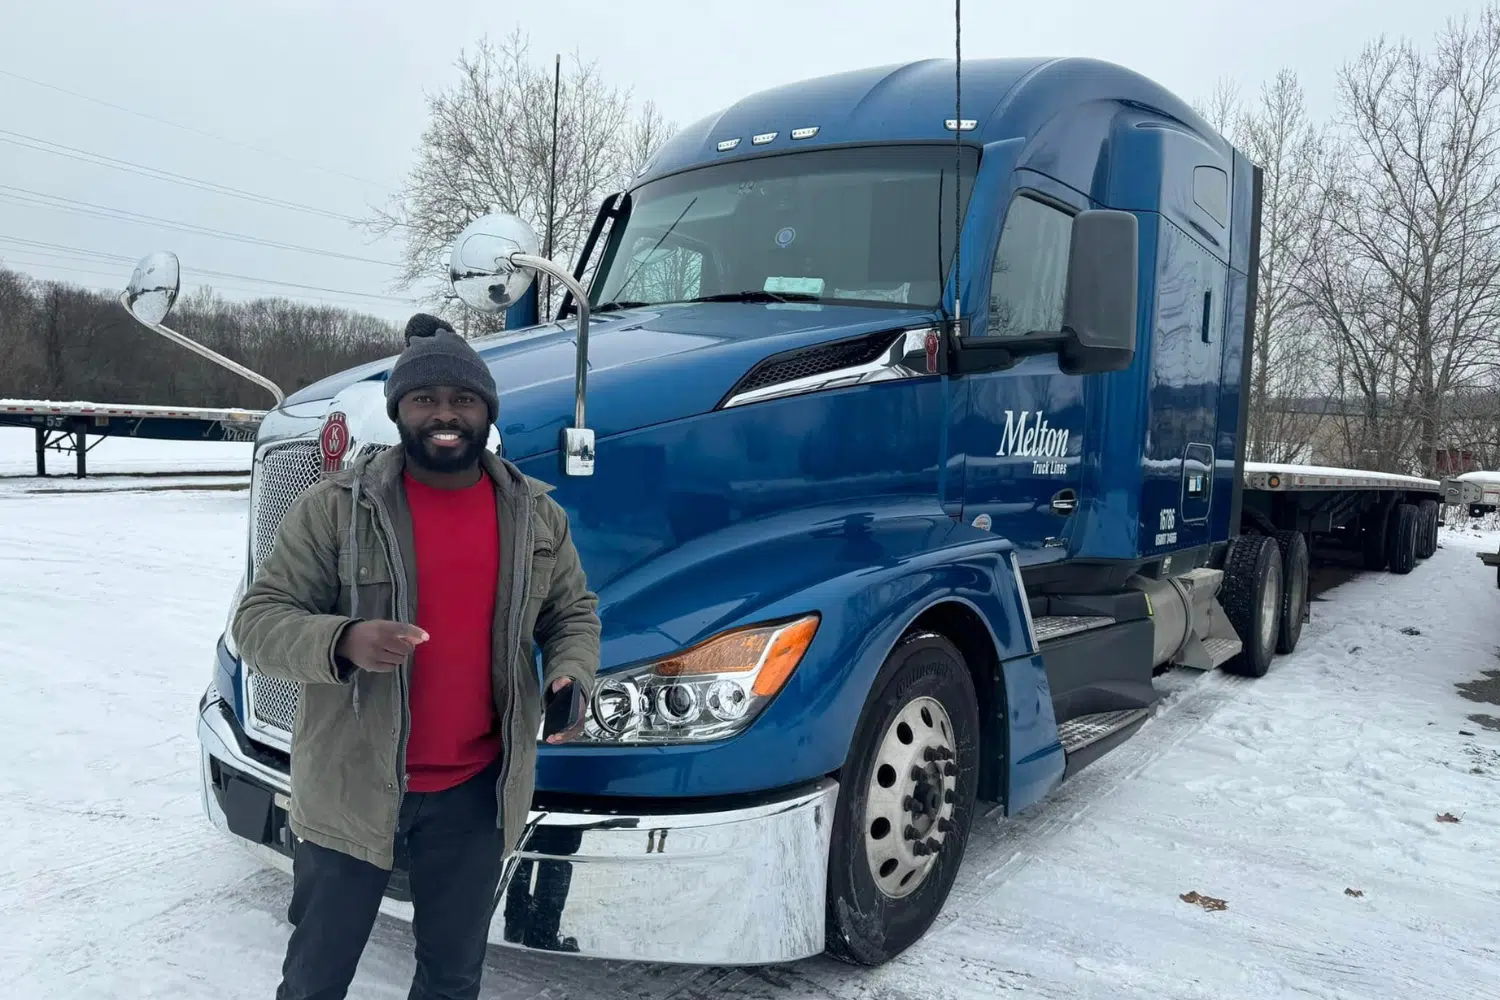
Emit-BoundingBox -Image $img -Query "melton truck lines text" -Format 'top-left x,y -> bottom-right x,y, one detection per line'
998,409 -> 1070,461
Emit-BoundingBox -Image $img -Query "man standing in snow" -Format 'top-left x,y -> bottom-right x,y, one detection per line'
232,313 -> 600,1000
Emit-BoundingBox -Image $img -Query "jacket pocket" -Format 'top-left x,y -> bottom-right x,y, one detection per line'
527,546 -> 556,600
337,543 -> 394,618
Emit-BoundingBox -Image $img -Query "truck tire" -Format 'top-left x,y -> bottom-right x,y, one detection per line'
824,632 -> 979,967
1361,506 -> 1390,571
1416,499 -> 1439,559
1219,534 -> 1283,678
1271,530 -> 1309,655
1386,503 -> 1419,575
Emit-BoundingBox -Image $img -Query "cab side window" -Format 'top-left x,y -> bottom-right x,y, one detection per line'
986,195 -> 1073,339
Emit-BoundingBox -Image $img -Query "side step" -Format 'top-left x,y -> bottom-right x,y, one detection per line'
1059,707 -> 1152,778
1199,636 -> 1242,667
1033,615 -> 1115,643
1058,708 -> 1151,754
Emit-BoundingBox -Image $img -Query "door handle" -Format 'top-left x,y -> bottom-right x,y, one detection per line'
1050,489 -> 1077,516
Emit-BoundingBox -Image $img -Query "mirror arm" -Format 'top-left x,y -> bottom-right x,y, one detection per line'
117,291 -> 287,406
506,253 -> 589,430
503,252 -> 594,476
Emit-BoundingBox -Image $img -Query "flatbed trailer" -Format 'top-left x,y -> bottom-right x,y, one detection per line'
0,398 -> 264,477
1243,461 -> 1444,577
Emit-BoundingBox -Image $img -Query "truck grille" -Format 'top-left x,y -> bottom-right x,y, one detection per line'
245,439 -> 387,742
252,442 -> 324,571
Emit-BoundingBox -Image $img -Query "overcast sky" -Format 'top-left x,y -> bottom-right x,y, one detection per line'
0,0 -> 1481,327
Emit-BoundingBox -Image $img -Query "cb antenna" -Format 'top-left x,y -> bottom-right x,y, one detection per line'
953,0 -> 963,326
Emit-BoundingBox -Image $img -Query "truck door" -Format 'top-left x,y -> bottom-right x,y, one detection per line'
1141,220 -> 1227,553
951,183 -> 1090,567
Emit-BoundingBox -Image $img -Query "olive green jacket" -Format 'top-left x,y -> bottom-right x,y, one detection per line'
231,444 -> 600,869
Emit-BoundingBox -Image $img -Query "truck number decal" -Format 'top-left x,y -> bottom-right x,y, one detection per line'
1155,507 -> 1177,547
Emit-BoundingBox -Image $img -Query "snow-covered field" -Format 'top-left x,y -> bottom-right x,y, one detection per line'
2,434 -> 1498,999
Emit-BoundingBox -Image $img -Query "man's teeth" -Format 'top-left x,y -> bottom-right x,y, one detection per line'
430,432 -> 461,443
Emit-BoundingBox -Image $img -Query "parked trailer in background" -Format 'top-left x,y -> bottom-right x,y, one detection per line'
123,55 -> 1446,969
1442,472 -> 1500,586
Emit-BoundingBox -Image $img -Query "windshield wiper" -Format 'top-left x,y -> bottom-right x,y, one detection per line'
593,300 -> 652,314
681,290 -> 823,305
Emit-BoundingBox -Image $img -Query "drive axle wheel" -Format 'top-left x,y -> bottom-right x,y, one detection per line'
825,633 -> 979,967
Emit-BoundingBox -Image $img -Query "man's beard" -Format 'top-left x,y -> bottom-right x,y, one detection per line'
398,421 -> 487,474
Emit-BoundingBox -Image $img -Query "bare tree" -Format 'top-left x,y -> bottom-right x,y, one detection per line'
1237,70 -> 1329,463
367,29 -> 676,331
1193,76 -> 1243,135
1308,4 -> 1500,474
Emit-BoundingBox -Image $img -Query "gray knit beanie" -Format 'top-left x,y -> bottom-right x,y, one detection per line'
384,313 -> 499,423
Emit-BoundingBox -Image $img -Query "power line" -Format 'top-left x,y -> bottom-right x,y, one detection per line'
0,185 -> 400,267
0,129 -> 363,223
0,236 -> 418,303
0,257 -> 413,314
0,67 -> 388,190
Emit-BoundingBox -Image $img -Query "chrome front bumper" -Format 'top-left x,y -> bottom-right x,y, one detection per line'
197,691 -> 840,966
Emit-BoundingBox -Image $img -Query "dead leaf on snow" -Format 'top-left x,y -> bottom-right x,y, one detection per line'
1437,812 -> 1461,824
1180,890 -> 1227,912
1344,888 -> 1364,898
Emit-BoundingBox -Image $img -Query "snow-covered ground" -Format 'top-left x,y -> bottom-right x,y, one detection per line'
2,440 -> 1498,999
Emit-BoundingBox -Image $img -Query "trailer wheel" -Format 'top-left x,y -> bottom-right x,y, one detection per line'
1416,500 -> 1440,559
1271,530 -> 1309,655
1361,506 -> 1390,571
825,632 -> 979,967
1386,503 -> 1419,575
1220,534 -> 1283,678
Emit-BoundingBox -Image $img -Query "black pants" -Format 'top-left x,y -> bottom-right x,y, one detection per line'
275,758 -> 505,1000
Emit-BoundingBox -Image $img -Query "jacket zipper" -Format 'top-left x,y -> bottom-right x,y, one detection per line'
364,488 -> 414,796
499,491 -> 532,817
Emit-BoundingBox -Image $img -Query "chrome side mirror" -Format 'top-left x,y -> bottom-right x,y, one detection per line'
448,214 -> 542,313
447,212 -> 596,477
125,251 -> 181,327
118,251 -> 286,406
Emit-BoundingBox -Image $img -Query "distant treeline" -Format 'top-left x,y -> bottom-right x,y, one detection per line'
0,266 -> 404,410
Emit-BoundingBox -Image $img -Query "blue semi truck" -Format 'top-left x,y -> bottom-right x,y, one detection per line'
122,55 -> 1447,968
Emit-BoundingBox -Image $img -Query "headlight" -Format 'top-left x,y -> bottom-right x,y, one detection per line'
571,614 -> 820,745
222,572 -> 246,658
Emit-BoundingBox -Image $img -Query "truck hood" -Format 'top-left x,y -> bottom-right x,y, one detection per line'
283,302 -> 937,458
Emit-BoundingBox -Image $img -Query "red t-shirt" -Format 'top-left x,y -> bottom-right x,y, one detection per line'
401,471 -> 502,792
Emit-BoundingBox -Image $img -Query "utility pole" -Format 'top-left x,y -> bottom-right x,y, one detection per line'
546,52 -> 561,318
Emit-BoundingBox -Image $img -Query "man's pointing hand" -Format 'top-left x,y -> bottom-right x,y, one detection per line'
337,620 -> 429,673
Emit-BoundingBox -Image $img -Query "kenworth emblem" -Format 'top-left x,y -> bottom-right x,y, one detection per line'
320,411 -> 350,475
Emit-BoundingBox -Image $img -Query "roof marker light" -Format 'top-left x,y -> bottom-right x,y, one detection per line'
790,126 -> 820,140
944,118 -> 978,131
752,131 -> 777,145
717,137 -> 741,151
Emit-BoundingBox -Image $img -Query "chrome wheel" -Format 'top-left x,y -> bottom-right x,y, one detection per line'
862,694 -> 958,899
1258,556 -> 1282,653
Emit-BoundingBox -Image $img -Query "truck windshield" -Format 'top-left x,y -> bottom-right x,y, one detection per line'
590,144 -> 978,311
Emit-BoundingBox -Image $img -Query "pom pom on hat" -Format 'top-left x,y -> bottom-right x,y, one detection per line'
403,312 -> 456,345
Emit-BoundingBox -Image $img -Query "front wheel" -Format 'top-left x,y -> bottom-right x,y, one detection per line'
825,632 -> 980,967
